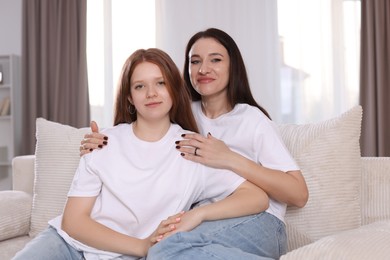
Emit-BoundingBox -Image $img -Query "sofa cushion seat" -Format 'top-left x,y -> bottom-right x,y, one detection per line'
281,221 -> 390,259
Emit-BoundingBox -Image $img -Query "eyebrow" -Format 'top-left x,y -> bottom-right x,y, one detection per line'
190,53 -> 224,58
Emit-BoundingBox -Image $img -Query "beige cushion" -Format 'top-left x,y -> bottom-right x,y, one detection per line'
29,118 -> 89,237
279,106 -> 362,251
361,157 -> 390,225
0,191 -> 32,241
281,221 -> 390,260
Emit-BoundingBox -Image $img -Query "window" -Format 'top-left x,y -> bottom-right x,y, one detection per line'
87,0 -> 361,126
277,0 -> 361,123
87,0 -> 155,128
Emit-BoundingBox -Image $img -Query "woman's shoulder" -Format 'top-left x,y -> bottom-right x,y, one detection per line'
234,103 -> 269,121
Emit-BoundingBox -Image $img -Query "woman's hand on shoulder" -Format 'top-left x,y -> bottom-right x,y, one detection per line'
175,132 -> 237,170
79,121 -> 108,157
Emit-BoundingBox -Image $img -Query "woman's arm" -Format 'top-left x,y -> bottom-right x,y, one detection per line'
195,180 -> 269,221
62,197 -> 151,257
150,180 -> 268,241
176,133 -> 308,208
79,121 -> 107,156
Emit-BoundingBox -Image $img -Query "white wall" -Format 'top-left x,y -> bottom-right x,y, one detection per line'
0,0 -> 22,56
0,0 -> 22,190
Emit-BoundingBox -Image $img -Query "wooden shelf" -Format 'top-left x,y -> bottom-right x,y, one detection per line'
0,54 -> 21,188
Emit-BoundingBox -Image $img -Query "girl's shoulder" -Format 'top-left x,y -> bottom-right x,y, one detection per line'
170,123 -> 196,136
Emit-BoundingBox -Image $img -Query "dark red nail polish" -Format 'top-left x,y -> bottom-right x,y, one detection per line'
181,153 -> 185,156
103,141 -> 108,145
98,145 -> 103,148
176,146 -> 180,149
175,141 -> 179,144
89,148 -> 93,152
104,136 -> 108,140
181,134 -> 186,137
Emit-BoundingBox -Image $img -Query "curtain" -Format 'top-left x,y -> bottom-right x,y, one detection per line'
360,0 -> 390,156
21,0 -> 90,155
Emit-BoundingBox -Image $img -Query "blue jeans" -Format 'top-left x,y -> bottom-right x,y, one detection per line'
146,212 -> 286,260
12,226 -> 84,260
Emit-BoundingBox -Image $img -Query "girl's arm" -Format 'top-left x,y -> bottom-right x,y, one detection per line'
177,133 -> 308,208
62,197 -> 151,257
150,180 -> 268,242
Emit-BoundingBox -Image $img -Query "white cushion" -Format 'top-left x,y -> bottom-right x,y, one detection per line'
29,118 -> 89,237
279,106 -> 362,250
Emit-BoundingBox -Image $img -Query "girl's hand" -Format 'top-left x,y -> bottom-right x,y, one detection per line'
175,133 -> 236,170
79,121 -> 108,156
149,212 -> 184,243
153,210 -> 204,242
169,209 -> 203,233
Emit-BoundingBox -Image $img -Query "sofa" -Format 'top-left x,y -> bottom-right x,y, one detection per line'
1,105 -> 390,259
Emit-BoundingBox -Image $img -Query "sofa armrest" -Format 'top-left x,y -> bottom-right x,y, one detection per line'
0,190 -> 32,241
361,157 -> 390,225
12,155 -> 35,194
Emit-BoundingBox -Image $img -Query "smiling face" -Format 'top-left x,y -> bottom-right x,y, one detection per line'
129,61 -> 173,122
188,38 -> 230,100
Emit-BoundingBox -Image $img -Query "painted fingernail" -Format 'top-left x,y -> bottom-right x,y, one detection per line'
104,136 -> 108,140
89,149 -> 93,152
181,153 -> 185,156
175,141 -> 179,144
103,141 -> 108,145
176,146 -> 180,149
181,134 -> 186,137
98,145 -> 103,148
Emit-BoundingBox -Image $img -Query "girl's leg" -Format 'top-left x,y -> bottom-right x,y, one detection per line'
147,212 -> 286,260
12,226 -> 84,260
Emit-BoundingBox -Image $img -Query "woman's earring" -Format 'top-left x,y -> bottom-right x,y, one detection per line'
128,104 -> 136,114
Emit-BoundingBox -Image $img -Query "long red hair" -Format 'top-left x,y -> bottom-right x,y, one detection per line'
113,48 -> 198,133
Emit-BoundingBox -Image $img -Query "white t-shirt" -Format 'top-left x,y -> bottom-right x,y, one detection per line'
49,123 -> 244,260
191,101 -> 299,222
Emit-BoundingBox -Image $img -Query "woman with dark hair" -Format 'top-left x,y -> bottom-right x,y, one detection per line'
13,48 -> 267,260
183,28 -> 271,119
81,28 -> 308,259
146,28 -> 308,259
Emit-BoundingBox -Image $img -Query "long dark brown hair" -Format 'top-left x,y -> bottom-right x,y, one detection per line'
114,48 -> 199,132
183,28 -> 271,119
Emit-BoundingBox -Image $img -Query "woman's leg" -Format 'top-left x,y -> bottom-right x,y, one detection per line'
12,226 -> 84,260
147,212 -> 286,260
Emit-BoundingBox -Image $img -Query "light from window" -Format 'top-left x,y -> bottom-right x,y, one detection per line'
87,0 -> 155,128
277,0 -> 361,123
